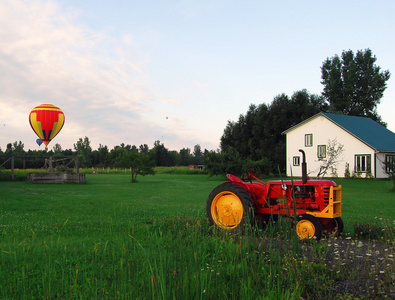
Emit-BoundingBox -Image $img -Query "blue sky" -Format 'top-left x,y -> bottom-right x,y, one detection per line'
1,0 -> 394,152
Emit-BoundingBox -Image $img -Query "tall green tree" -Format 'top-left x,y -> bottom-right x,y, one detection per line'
179,148 -> 191,166
191,144 -> 203,165
92,144 -> 109,167
219,90 -> 326,174
139,144 -> 150,154
53,143 -> 62,153
151,140 -> 170,166
220,104 -> 258,161
73,137 -> 93,168
321,48 -> 390,124
4,141 -> 25,168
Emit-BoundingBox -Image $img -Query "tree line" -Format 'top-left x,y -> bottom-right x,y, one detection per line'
0,139 -> 209,182
1,49 -> 391,179
0,139 -> 206,169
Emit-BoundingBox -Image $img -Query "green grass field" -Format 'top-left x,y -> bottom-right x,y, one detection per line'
1,174 -> 394,299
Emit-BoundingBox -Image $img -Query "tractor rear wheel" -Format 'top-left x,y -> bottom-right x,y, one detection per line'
321,217 -> 344,237
335,217 -> 344,234
296,214 -> 323,240
206,183 -> 254,232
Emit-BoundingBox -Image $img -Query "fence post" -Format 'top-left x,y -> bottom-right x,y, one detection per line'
76,156 -> 79,173
11,156 -> 14,181
49,156 -> 53,173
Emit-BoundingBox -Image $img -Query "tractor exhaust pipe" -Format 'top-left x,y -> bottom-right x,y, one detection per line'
299,149 -> 308,184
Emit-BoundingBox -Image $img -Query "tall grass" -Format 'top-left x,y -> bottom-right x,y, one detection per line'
0,174 -> 394,299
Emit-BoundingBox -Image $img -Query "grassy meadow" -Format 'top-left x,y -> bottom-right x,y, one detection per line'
0,172 -> 394,299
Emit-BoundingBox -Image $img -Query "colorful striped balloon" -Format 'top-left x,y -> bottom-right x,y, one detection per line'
29,104 -> 65,150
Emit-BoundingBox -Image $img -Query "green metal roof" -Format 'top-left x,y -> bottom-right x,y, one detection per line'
322,112 -> 395,152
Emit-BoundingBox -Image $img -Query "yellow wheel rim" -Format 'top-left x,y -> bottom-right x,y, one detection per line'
211,191 -> 244,230
296,220 -> 316,239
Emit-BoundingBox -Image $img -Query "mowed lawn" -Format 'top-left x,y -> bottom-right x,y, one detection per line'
0,174 -> 220,245
2,174 -> 393,238
0,174 -> 394,299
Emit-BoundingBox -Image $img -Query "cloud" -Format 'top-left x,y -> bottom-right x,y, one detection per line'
0,0 -> 210,152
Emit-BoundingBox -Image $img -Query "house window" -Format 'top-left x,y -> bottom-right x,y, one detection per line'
355,154 -> 371,173
317,145 -> 326,159
305,134 -> 313,147
293,156 -> 300,166
385,155 -> 395,173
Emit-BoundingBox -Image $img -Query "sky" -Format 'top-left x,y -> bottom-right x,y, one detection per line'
1,0 -> 394,153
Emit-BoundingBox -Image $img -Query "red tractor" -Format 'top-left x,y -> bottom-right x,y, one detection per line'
206,150 -> 343,240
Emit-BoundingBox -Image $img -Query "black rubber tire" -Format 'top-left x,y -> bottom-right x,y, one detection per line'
335,217 -> 344,235
296,214 -> 323,240
321,217 -> 344,238
206,183 -> 254,232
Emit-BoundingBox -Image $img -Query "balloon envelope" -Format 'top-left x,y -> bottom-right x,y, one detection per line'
36,138 -> 43,146
29,104 -> 65,147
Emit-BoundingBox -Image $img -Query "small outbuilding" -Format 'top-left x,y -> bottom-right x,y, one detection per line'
283,112 -> 395,179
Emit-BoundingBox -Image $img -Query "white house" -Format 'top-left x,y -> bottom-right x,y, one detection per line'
283,112 -> 395,179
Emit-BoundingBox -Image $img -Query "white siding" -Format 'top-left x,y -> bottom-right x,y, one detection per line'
286,115 -> 376,178
376,152 -> 394,179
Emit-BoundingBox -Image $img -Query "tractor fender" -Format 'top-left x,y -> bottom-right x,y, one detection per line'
226,174 -> 244,183
225,174 -> 258,201
223,174 -> 268,208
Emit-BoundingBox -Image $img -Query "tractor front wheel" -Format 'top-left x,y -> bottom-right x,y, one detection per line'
206,183 -> 254,232
296,214 -> 323,240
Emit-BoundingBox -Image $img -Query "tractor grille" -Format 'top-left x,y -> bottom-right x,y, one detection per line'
322,187 -> 330,206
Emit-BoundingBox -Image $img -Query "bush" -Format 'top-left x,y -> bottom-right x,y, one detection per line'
354,218 -> 394,241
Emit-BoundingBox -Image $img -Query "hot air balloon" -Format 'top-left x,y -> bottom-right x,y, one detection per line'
29,104 -> 65,151
36,138 -> 43,146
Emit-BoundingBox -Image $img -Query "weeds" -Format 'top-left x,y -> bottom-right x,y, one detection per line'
1,214 -> 394,299
354,217 -> 395,243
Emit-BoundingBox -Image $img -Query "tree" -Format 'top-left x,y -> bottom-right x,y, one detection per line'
259,91 -> 327,172
5,141 -> 24,154
179,148 -> 191,166
53,143 -> 62,153
204,147 -> 270,177
114,149 -> 154,182
5,141 -> 25,168
220,90 -> 326,174
205,147 -> 243,177
316,139 -> 344,178
73,137 -> 93,167
321,49 -> 391,124
192,144 -> 203,165
151,140 -> 170,166
139,144 -> 150,154
105,146 -> 125,166
92,144 -> 109,167
221,104 -> 257,159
